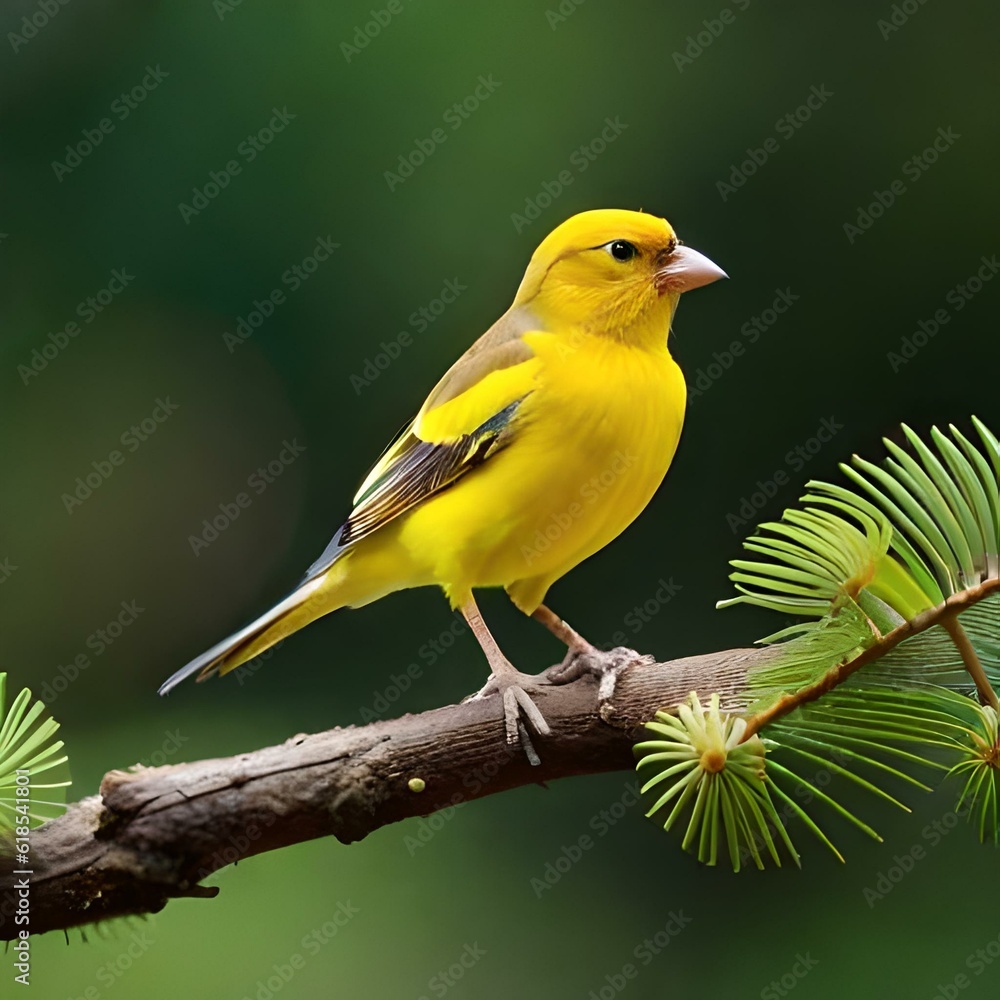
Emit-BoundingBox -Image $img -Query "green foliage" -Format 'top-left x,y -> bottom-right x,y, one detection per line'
0,674 -> 72,832
843,419 -> 999,599
635,694 -> 795,870
636,419 -> 999,868
949,702 -> 999,845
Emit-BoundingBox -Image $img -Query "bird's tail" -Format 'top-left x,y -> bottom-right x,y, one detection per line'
157,558 -> 352,696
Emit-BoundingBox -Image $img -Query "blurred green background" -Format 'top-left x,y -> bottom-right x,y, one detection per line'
2,0 -> 999,997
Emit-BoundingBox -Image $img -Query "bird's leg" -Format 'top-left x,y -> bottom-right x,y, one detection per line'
529,603 -> 605,684
529,604 -> 639,699
461,597 -> 551,752
530,604 -> 597,657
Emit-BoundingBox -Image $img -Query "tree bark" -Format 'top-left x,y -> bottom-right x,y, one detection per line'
0,644 -> 775,940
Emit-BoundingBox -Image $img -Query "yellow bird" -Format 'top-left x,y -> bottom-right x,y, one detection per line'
159,209 -> 725,752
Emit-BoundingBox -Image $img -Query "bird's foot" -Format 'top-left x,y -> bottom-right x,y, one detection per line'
544,645 -> 642,702
466,669 -> 551,764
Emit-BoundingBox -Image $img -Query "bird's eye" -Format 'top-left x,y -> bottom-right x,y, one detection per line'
605,240 -> 638,262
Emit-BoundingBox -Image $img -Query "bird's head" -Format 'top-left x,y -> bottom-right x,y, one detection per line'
514,209 -> 726,342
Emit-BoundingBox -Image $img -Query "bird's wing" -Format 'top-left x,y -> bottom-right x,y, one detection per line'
302,305 -> 542,581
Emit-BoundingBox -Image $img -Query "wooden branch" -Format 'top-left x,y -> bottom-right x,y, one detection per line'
0,644 -> 776,940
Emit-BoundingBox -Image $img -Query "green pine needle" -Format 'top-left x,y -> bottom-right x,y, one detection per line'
636,693 -> 789,871
948,703 -> 999,845
0,674 -> 72,832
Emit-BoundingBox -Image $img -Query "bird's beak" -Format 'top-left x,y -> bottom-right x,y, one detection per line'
655,246 -> 728,295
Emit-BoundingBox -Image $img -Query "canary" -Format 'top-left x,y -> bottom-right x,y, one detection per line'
159,209 -> 725,754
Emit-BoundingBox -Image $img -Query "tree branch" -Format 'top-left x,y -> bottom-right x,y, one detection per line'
742,579 -> 1000,736
0,644 -> 776,940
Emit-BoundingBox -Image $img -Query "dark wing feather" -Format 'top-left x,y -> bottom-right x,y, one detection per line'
302,397 -> 524,581
302,302 -> 541,583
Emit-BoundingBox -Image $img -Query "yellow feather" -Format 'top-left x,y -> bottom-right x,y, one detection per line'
416,356 -> 540,442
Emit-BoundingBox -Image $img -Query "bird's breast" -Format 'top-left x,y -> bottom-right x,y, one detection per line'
398,331 -> 687,589
524,330 -> 685,459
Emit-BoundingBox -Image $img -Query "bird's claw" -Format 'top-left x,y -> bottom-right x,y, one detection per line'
544,645 -> 599,685
502,683 -> 550,742
544,645 -> 641,702
466,669 -> 551,762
